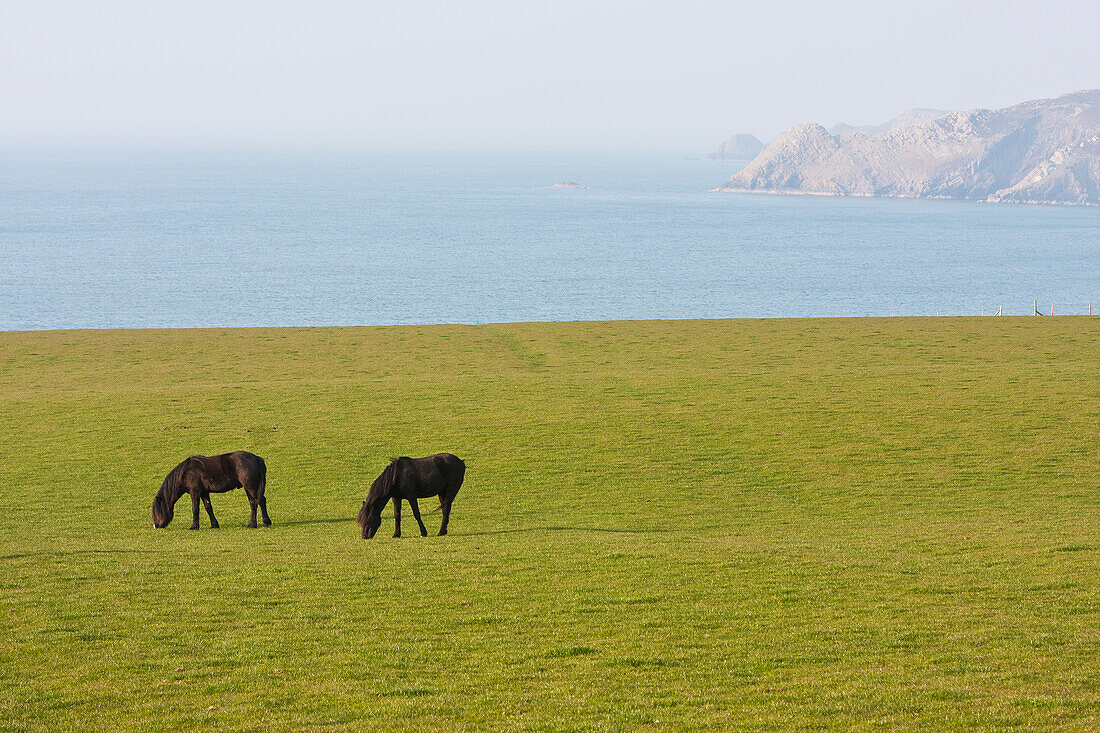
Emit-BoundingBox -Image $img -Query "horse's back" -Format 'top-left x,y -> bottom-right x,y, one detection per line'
227,451 -> 265,482
428,453 -> 464,488
402,453 -> 464,496
199,451 -> 265,490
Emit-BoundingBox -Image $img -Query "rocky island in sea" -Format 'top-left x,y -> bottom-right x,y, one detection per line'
715,89 -> 1100,206
707,133 -> 764,161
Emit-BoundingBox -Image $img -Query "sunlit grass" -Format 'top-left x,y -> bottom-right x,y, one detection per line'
1,318 -> 1098,730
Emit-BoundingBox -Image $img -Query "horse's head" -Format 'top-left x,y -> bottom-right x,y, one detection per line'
358,459 -> 400,539
153,459 -> 189,529
152,490 -> 173,528
357,499 -> 382,539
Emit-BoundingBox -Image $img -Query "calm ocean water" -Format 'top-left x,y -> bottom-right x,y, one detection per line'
1,148 -> 1097,330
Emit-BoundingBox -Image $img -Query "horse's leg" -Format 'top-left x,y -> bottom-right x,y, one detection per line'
243,487 -> 258,528
258,495 -> 271,527
392,496 -> 402,538
189,491 -> 201,530
251,471 -> 271,527
408,498 -> 428,537
439,461 -> 463,537
201,494 -> 220,529
438,495 -> 453,536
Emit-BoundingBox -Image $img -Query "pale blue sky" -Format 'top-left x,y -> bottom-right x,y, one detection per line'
2,0 -> 1097,152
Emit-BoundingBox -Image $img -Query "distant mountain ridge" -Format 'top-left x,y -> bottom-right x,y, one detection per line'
828,108 -> 948,137
716,90 -> 1100,206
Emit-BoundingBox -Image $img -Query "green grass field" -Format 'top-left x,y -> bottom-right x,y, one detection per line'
1,318 -> 1098,731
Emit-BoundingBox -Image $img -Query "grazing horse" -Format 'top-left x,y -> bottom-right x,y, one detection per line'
357,453 -> 465,539
151,451 -> 270,529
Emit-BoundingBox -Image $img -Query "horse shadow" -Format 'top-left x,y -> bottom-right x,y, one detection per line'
278,517 -> 356,527
1,549 -> 158,560
459,526 -> 676,537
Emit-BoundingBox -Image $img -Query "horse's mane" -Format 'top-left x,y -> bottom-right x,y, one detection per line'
365,458 -> 403,506
157,456 -> 199,503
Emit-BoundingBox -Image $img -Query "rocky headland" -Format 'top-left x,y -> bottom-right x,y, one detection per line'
715,90 -> 1100,206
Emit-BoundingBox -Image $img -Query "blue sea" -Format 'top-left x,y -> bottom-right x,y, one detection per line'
1,147 -> 1097,330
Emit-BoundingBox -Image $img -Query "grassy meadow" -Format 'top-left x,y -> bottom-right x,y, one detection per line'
1,318 -> 1098,731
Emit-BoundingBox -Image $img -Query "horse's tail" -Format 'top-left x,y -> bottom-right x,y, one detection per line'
432,455 -> 465,512
256,455 -> 267,497
451,456 -> 466,495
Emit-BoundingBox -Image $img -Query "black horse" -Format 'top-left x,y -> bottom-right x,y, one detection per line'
357,453 -> 465,539
152,451 -> 270,529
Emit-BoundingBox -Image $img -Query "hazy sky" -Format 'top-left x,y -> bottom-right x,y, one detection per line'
2,0 -> 1098,153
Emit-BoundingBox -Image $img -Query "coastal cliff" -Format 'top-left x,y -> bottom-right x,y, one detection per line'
716,90 -> 1100,206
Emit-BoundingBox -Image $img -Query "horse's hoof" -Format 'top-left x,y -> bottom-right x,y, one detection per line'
263,520 -> 272,527
189,525 -> 199,530
211,524 -> 220,529
248,523 -> 257,528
